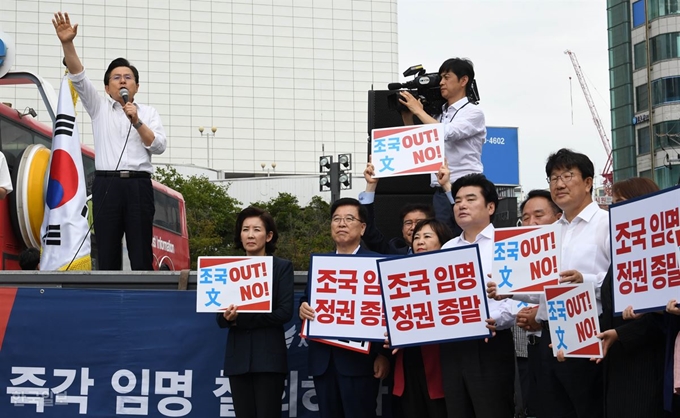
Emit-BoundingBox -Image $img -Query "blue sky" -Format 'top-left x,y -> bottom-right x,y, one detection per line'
398,0 -> 612,193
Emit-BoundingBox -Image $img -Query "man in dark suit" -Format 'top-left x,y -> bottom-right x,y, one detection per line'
359,161 -> 457,255
300,197 -> 390,418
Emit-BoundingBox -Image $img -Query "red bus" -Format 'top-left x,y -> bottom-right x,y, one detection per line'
0,72 -> 190,270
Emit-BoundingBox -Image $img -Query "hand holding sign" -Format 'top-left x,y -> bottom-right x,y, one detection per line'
364,157 -> 378,186
559,270 -> 583,284
299,301 -> 315,321
223,304 -> 238,322
667,299 -> 680,316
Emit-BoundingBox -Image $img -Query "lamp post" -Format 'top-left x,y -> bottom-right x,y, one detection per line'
260,162 -> 276,177
198,126 -> 217,168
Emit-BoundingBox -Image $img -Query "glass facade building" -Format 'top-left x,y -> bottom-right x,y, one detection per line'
613,0 -> 680,188
0,0 -> 399,178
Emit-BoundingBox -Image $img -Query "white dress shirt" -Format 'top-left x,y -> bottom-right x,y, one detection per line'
68,69 -> 167,173
442,223 -> 514,330
430,96 -> 485,186
535,201 -> 611,322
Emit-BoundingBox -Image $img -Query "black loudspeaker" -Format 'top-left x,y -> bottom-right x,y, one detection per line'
367,90 -> 404,135
493,197 -> 519,228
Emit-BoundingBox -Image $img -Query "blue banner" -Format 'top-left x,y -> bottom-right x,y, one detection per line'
482,127 -> 520,186
0,288 -> 392,417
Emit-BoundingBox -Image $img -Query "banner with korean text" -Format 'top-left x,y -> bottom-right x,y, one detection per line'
306,254 -> 385,342
674,227 -> 680,263
0,288 -> 395,418
377,245 -> 491,348
609,186 -> 680,314
197,256 -> 273,313
544,283 -> 602,358
371,124 -> 445,178
493,225 -> 562,294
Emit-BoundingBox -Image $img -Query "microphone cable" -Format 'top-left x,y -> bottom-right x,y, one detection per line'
64,92 -> 134,270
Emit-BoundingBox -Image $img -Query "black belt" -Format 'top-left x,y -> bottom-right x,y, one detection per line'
527,334 -> 541,346
95,170 -> 150,179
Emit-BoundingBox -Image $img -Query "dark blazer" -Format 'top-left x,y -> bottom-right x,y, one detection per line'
361,201 -> 410,255
300,246 -> 384,376
600,265 -> 666,417
217,256 -> 294,376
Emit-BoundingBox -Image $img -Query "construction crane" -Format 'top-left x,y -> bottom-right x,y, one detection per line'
564,49 -> 613,196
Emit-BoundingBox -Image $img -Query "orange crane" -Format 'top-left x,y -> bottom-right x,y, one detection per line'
564,49 -> 613,196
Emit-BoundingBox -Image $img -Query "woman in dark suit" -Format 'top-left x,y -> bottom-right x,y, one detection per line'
598,178 -> 666,418
386,218 -> 453,418
217,206 -> 294,418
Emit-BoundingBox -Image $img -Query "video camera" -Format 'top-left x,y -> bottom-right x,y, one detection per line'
387,65 -> 446,116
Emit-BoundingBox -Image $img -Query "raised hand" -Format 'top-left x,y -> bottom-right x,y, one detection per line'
52,12 -> 78,43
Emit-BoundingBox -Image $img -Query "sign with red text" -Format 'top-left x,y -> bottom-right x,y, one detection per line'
493,225 -> 562,294
544,283 -> 603,358
306,254 -> 386,342
674,227 -> 680,264
609,186 -> 680,314
371,124 -> 445,178
300,319 -> 371,354
196,256 -> 273,313
377,245 -> 491,348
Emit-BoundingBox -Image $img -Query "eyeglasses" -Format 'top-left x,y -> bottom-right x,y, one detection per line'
547,171 -> 575,185
332,215 -> 361,225
403,219 -> 426,228
110,74 -> 134,82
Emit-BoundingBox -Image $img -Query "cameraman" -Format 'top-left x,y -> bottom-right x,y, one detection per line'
399,58 -> 485,235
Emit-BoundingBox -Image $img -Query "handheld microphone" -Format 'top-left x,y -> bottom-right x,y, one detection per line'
120,88 -> 129,104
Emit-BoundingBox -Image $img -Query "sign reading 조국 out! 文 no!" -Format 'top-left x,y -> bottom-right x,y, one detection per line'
197,256 -> 273,313
493,224 -> 562,294
609,186 -> 680,314
545,282 -> 603,359
371,124 -> 445,178
377,245 -> 491,348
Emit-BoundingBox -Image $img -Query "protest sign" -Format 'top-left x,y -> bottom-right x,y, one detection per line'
609,186 -> 680,314
377,245 -> 491,348
196,256 -> 273,313
544,282 -> 603,358
493,225 -> 562,294
300,319 -> 371,355
371,124 -> 445,178
306,254 -> 385,342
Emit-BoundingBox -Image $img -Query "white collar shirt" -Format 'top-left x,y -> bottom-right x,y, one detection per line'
442,223 -> 514,330
535,201 -> 611,321
336,245 -> 361,255
68,69 -> 167,173
433,96 -> 486,184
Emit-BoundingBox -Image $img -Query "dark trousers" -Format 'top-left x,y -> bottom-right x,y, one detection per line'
401,361 -> 446,418
229,372 -> 285,418
433,189 -> 462,237
313,358 -> 380,418
535,330 -> 602,418
440,329 -> 515,418
526,338 -> 541,416
92,176 -> 154,270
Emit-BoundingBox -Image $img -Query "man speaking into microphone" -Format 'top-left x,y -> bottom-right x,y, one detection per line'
53,12 -> 167,271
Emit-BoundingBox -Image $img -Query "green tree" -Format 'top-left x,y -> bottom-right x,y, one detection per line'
251,193 -> 333,270
154,167 -> 241,269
